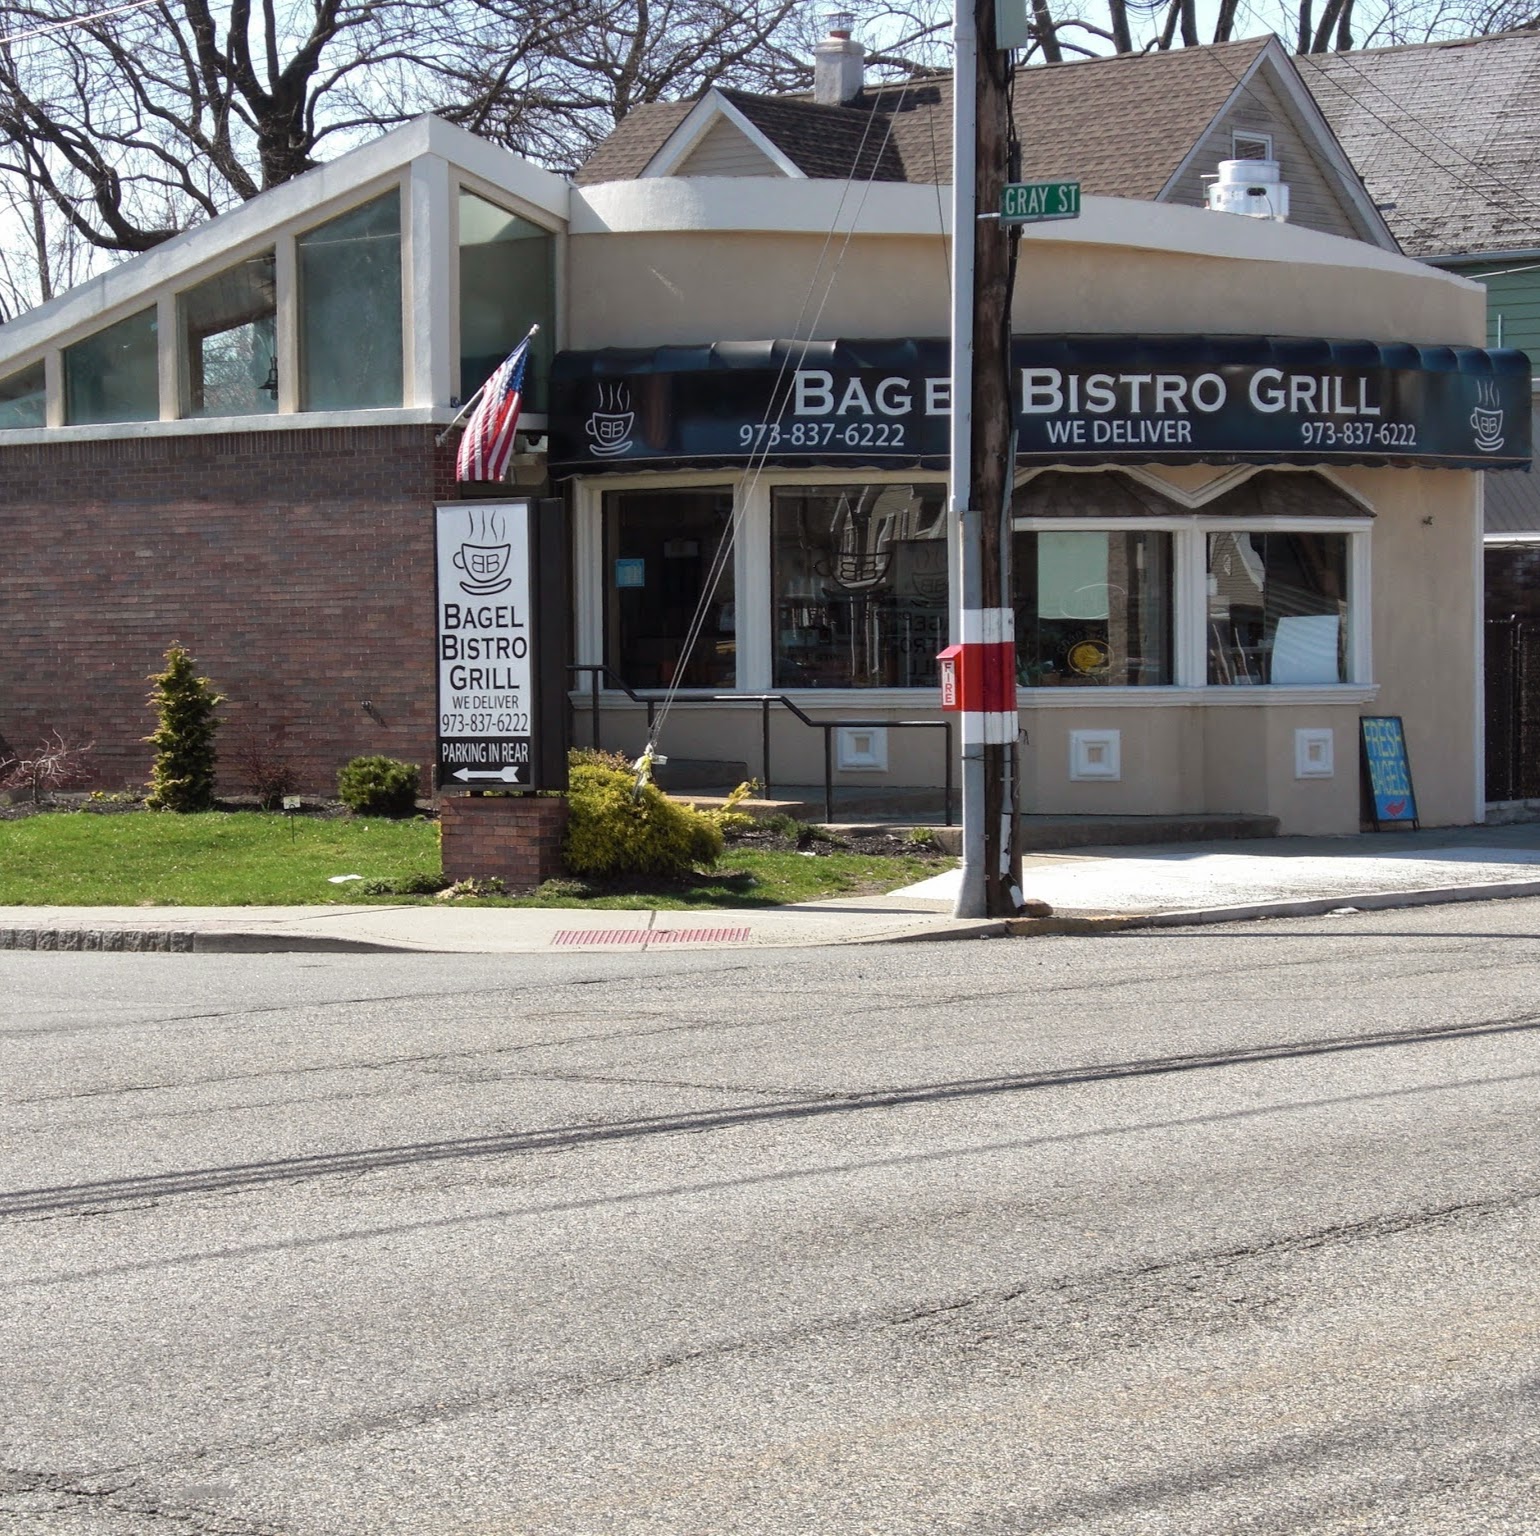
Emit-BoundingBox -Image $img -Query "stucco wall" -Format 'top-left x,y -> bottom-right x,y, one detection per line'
567,207 -> 1485,352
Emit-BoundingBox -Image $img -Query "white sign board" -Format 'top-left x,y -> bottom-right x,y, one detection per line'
435,502 -> 534,786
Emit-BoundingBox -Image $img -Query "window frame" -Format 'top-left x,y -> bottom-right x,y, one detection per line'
573,468 -> 1376,707
1013,509 -> 1373,695
1232,130 -> 1274,161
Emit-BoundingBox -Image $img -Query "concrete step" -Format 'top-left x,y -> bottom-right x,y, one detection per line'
651,758 -> 752,792
674,785 -> 1280,854
1014,812 -> 1281,852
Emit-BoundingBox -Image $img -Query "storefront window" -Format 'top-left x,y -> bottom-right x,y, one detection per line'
604,488 -> 736,688
1014,528 -> 1173,685
297,192 -> 402,410
179,252 -> 277,417
458,191 -> 553,412
1207,530 -> 1348,684
64,307 -> 159,424
0,362 -> 45,428
772,483 -> 948,688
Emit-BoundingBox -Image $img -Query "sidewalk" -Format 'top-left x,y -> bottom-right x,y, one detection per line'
3,822 -> 1539,955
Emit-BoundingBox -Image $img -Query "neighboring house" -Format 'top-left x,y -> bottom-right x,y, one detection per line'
579,34 -> 1395,249
1302,32 -> 1540,804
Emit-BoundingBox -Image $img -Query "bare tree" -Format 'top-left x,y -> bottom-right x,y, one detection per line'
431,0 -> 814,166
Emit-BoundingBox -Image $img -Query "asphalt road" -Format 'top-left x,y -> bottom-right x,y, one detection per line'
4,899 -> 1540,1534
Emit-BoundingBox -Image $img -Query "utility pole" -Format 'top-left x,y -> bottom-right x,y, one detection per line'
950,0 -> 1024,918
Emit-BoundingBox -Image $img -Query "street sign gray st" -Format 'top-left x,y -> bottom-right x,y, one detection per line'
1001,181 -> 1081,223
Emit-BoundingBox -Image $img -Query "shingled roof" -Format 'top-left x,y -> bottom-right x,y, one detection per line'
1300,31 -> 1540,259
576,37 -> 1272,193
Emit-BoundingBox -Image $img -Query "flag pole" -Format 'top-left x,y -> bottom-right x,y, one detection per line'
435,323 -> 540,446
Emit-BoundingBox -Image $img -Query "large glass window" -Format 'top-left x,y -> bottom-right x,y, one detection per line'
604,488 -> 736,688
0,362 -> 45,428
1207,530 -> 1348,684
297,192 -> 402,410
1014,528 -> 1173,685
772,483 -> 948,688
458,191 -> 553,412
64,308 -> 158,424
179,252 -> 277,417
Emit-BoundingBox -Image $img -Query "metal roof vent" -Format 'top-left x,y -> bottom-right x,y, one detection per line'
1205,159 -> 1290,223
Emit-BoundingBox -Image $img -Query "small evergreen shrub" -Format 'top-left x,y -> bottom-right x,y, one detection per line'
337,756 -> 421,818
692,778 -> 760,837
564,748 -> 724,880
145,645 -> 223,812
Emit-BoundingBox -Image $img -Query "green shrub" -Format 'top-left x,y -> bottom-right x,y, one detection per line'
564,750 -> 724,880
337,755 -> 421,818
692,777 -> 760,836
144,645 -> 223,813
357,870 -> 448,896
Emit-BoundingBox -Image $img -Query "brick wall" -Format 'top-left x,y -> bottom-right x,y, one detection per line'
440,793 -> 569,891
0,425 -> 466,795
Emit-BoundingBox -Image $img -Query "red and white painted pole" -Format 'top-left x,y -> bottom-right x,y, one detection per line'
948,0 -> 1024,918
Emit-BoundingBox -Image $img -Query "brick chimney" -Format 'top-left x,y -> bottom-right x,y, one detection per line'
814,13 -> 865,105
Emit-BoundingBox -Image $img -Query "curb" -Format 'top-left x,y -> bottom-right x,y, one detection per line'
0,928 -> 401,954
1005,877 -> 1540,936
3,878 -> 1537,955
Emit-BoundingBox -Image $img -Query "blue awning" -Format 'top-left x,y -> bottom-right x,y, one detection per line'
549,334 -> 1532,473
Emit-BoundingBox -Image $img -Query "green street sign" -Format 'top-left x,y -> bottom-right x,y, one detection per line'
1001,180 -> 1081,223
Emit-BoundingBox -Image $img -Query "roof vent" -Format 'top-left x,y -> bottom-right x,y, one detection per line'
1206,158 -> 1290,223
814,14 -> 865,105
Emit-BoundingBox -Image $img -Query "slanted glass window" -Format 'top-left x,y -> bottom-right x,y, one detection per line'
1207,530 -> 1348,685
0,362 -> 46,428
179,252 -> 277,417
458,191 -> 553,412
64,308 -> 159,424
772,483 -> 948,688
1014,529 -> 1173,685
297,192 -> 402,410
604,488 -> 736,688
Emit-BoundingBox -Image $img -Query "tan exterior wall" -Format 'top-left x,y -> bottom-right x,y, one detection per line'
1348,465 -> 1481,827
677,121 -> 781,178
568,228 -> 1483,351
566,207 -> 1490,835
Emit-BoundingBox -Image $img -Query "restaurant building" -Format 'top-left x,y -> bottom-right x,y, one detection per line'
0,42 -> 1529,834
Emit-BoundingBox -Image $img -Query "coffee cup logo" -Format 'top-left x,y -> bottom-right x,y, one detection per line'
1472,380 -> 1504,453
454,542 -> 512,595
586,382 -> 635,457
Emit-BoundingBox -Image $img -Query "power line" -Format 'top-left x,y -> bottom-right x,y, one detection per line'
0,0 -> 160,50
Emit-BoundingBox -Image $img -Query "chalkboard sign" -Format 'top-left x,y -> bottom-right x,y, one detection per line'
1360,716 -> 1419,829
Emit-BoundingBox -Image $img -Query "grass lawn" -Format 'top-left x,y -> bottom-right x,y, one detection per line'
0,809 -> 947,909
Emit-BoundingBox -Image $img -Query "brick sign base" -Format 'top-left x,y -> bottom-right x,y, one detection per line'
440,794 -> 568,893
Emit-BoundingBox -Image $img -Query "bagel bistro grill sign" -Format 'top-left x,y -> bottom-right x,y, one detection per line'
549,336 -> 1532,473
435,503 -> 534,787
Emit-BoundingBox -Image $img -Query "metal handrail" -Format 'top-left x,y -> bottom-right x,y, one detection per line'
567,664 -> 954,826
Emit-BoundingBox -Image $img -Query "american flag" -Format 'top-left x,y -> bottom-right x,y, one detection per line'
455,334 -> 531,482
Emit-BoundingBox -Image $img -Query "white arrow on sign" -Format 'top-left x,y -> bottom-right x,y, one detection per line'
452,766 -> 526,783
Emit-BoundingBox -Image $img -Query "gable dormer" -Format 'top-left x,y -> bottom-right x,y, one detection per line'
1161,36 -> 1394,248
641,91 -> 805,179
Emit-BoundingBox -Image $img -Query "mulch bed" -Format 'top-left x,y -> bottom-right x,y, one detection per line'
0,798 -> 952,861
0,794 -> 359,822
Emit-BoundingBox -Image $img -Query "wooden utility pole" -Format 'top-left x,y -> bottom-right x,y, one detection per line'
950,0 -> 1025,917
